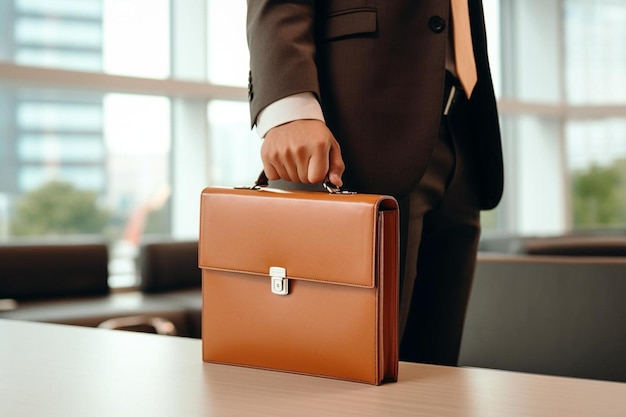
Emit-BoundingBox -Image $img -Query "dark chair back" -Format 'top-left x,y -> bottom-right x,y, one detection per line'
524,236 -> 626,257
0,243 -> 109,300
138,241 -> 200,293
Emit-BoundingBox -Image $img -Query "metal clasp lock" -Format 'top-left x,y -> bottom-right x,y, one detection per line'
270,266 -> 289,296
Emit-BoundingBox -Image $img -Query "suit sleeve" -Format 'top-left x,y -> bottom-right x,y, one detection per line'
246,0 -> 321,127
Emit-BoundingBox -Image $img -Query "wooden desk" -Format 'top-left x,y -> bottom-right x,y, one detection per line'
1,319 -> 624,417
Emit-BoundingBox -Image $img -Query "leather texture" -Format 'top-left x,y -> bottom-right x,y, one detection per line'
199,186 -> 399,384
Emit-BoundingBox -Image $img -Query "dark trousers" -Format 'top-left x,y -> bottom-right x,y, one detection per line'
398,82 -> 482,366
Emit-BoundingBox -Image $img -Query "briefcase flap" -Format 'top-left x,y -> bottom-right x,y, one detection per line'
199,187 -> 397,288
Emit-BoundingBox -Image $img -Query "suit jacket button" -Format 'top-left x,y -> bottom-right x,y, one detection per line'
428,16 -> 446,33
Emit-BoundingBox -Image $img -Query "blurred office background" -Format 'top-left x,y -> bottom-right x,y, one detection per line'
0,0 -> 625,288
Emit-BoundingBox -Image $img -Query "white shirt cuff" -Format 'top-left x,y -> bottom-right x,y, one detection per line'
255,92 -> 325,138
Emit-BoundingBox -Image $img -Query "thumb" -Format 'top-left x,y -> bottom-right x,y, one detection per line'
327,140 -> 345,187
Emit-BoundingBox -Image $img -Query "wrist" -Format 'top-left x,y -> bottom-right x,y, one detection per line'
255,92 -> 325,138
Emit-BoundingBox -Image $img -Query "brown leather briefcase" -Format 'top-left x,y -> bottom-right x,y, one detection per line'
198,183 -> 399,385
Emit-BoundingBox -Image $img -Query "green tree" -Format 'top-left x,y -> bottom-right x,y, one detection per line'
11,181 -> 110,236
572,163 -> 626,227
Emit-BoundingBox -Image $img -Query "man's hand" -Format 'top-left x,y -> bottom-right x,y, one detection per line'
261,119 -> 345,187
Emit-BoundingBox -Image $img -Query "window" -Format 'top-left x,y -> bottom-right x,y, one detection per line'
0,0 -> 251,287
562,0 -> 626,230
483,0 -> 626,235
2,0 -> 625,287
208,100 -> 262,187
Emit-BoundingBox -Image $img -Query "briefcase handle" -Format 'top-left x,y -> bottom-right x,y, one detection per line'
251,171 -> 355,195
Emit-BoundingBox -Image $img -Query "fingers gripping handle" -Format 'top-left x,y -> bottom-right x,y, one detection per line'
249,171 -> 355,194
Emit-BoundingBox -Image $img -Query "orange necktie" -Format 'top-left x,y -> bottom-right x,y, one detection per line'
450,0 -> 477,98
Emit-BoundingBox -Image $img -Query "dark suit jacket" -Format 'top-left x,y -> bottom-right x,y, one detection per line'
247,0 -> 503,208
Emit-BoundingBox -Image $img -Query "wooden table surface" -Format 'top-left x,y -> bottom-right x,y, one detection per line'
1,319 -> 624,417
